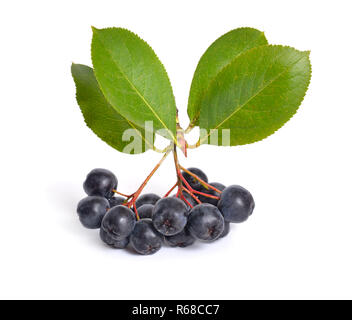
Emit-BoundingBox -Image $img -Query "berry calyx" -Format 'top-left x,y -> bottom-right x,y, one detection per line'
187,203 -> 225,242
152,197 -> 188,236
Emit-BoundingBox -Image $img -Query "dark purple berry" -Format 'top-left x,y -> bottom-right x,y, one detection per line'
152,197 -> 188,236
164,228 -> 195,248
173,192 -> 197,210
187,203 -> 225,242
218,185 -> 255,223
137,204 -> 154,219
100,228 -> 129,249
108,196 -> 125,208
130,219 -> 163,255
135,193 -> 161,208
83,168 -> 117,199
77,196 -> 109,229
219,222 -> 230,239
182,167 -> 208,191
198,182 -> 225,206
101,205 -> 136,239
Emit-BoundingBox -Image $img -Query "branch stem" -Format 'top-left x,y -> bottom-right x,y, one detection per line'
179,165 -> 222,194
112,189 -> 131,198
164,182 -> 178,198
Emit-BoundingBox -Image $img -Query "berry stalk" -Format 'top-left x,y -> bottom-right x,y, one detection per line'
164,182 -> 178,198
114,146 -> 172,219
172,146 -> 220,206
112,141 -> 222,220
179,165 -> 223,194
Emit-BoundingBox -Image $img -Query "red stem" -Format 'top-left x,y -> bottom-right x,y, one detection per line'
114,143 -> 223,222
112,189 -> 131,198
178,170 -> 193,192
133,203 -> 140,220
180,194 -> 194,208
182,187 -> 201,204
191,189 -> 220,200
164,182 -> 178,198
180,166 -> 223,194
120,149 -> 171,220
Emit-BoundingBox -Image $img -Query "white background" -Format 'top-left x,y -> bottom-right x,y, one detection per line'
1,0 -> 351,300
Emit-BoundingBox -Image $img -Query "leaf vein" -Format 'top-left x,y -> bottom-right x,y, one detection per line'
96,36 -> 174,141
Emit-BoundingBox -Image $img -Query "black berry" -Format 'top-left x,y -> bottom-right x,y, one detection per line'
108,196 -> 125,208
100,228 -> 129,249
164,228 -> 196,248
130,219 -> 163,255
218,185 -> 255,223
77,196 -> 109,229
137,204 -> 154,219
187,203 -> 225,242
198,182 -> 225,206
83,168 -> 117,199
182,167 -> 208,191
173,192 -> 197,210
152,197 -> 188,236
135,193 -> 161,208
219,222 -> 230,239
101,205 -> 136,239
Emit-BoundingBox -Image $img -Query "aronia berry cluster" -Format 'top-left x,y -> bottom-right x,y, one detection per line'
77,168 -> 255,255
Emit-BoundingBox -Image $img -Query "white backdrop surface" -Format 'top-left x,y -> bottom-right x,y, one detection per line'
0,0 -> 351,299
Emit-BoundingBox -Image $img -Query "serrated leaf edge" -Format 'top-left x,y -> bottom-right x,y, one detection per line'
188,27 -> 268,125
71,63 -> 155,153
91,27 -> 177,143
199,45 -> 312,146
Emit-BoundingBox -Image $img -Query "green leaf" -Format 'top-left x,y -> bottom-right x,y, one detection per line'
91,27 -> 176,141
198,45 -> 311,146
71,63 -> 154,154
188,28 -> 268,125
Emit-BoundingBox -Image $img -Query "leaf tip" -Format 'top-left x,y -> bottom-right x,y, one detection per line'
91,26 -> 99,33
71,62 -> 77,74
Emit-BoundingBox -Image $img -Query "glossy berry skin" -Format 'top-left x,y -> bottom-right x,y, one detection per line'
100,228 -> 129,249
101,205 -> 136,239
108,196 -> 125,208
217,185 -> 255,223
173,192 -> 196,210
187,204 -> 225,242
77,196 -> 109,229
182,167 -> 208,191
130,219 -> 163,255
219,222 -> 230,239
152,197 -> 188,236
135,193 -> 161,208
198,182 -> 226,206
164,228 -> 196,248
83,168 -> 117,199
138,204 -> 154,219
